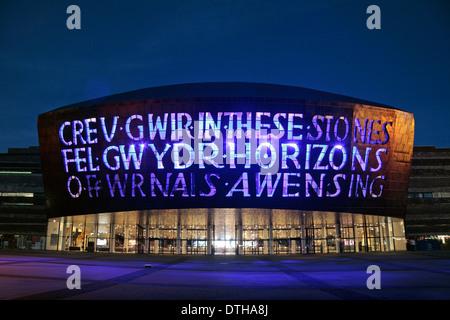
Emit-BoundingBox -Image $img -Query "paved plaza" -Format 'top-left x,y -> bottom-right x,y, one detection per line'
1,250 -> 450,301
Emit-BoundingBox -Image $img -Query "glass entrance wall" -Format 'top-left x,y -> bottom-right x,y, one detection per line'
213,209 -> 236,255
340,213 -> 355,252
181,209 -> 208,255
242,209 -> 270,255
46,209 -> 407,255
272,210 -> 302,254
97,213 -> 111,252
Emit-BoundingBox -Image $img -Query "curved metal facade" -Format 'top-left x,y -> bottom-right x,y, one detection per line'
38,83 -> 414,219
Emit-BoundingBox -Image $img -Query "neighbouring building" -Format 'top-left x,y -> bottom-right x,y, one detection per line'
405,146 -> 450,250
0,147 -> 47,249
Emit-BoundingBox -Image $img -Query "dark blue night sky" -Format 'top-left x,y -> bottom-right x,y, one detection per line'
0,0 -> 448,152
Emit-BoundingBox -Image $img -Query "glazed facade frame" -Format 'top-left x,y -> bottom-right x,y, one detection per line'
46,208 -> 406,254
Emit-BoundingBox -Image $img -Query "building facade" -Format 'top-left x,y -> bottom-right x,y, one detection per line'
406,146 -> 450,249
0,147 -> 47,249
38,82 -> 414,254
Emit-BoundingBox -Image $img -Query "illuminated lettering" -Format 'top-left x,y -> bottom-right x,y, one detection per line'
227,142 -> 251,169
131,173 -> 145,197
353,118 -> 368,143
200,173 -> 220,197
371,148 -> 387,172
172,143 -> 194,169
119,144 -> 145,170
125,115 -> 144,141
197,142 -> 223,169
281,143 -> 300,169
100,116 -> 119,142
329,145 -> 347,170
224,112 -> 238,138
55,110 -> 397,203
87,147 -> 99,171
59,121 -> 72,146
369,175 -> 385,198
312,144 -> 329,170
84,118 -> 97,144
382,121 -> 392,144
73,120 -> 86,145
148,113 -> 169,140
287,113 -> 303,140
255,142 -> 277,170
170,173 -> 189,197
256,173 -> 282,197
67,176 -> 82,198
355,174 -> 369,198
256,112 -> 271,138
305,173 -> 325,197
103,146 -> 120,171
170,113 -> 177,140
236,112 -> 252,138
150,173 -> 172,197
326,174 -> 346,197
190,172 -> 196,196
367,120 -> 380,144
172,113 -> 193,140
226,172 -> 250,197
272,113 -> 286,139
334,116 -> 350,142
283,173 -> 301,197
149,143 -> 171,169
61,149 -> 75,172
354,118 -> 392,145
86,174 -> 101,197
74,148 -> 87,172
348,174 -> 355,197
203,112 -> 222,140
61,148 -> 88,172
106,174 -> 128,197
306,115 -> 324,141
305,144 -> 312,170
352,146 -> 371,171
324,115 -> 334,141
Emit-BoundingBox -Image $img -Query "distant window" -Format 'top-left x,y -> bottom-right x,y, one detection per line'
423,193 -> 433,198
408,193 -> 415,199
434,192 -> 450,198
0,192 -> 33,197
415,193 -> 423,198
0,171 -> 32,174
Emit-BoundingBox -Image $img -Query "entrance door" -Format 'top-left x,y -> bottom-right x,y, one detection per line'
242,228 -> 265,255
186,229 -> 207,255
213,238 -> 236,255
213,210 -> 236,255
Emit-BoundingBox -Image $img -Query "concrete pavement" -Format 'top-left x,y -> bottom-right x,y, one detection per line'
1,250 -> 450,301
